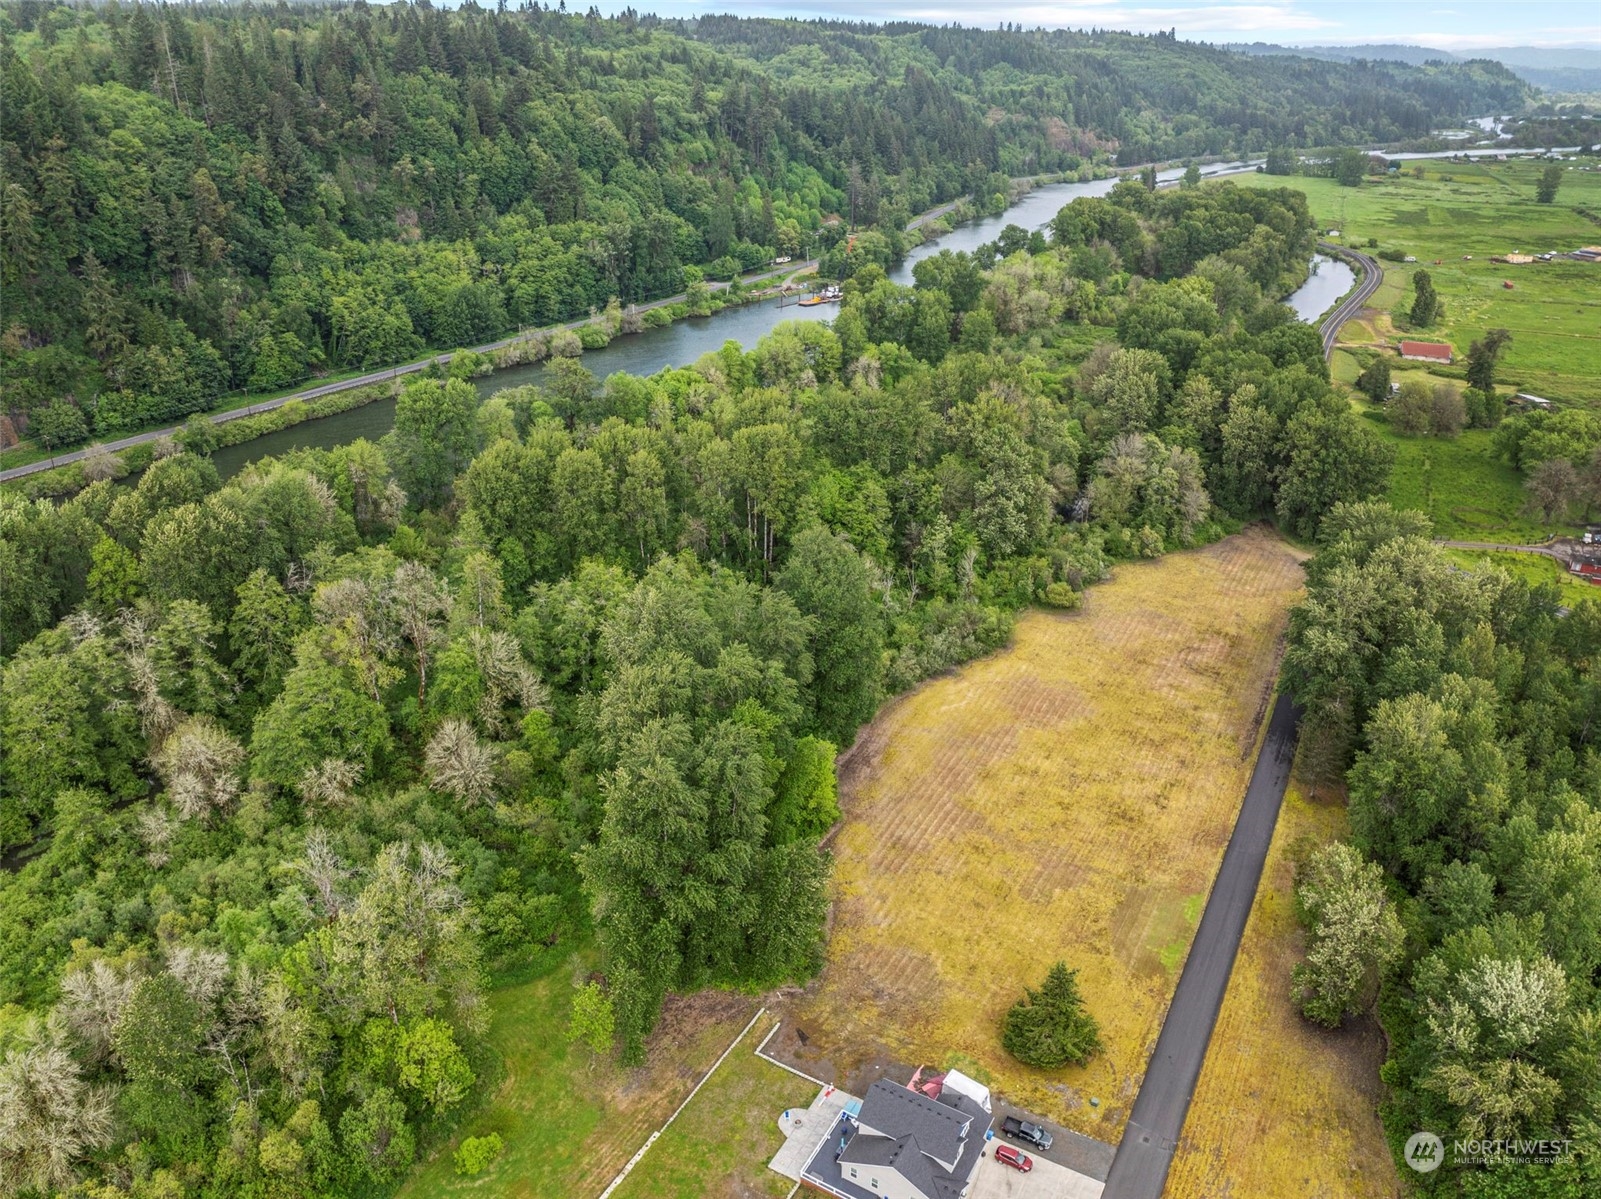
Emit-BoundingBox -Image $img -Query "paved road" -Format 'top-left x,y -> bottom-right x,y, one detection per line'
1101,692 -> 1301,1199
1315,242 -> 1382,359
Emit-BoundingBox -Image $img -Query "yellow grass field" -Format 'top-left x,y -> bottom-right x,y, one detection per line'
1165,784 -> 1399,1199
785,526 -> 1306,1141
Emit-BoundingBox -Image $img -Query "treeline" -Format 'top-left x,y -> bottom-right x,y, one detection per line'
1,3 -> 1526,451
1284,506 -> 1601,1195
0,176 -> 1398,1196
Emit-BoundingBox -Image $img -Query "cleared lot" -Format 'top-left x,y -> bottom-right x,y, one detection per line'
785,527 -> 1307,1142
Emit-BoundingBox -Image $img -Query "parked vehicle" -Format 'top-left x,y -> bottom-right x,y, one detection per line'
1000,1116 -> 1053,1150
996,1145 -> 1033,1172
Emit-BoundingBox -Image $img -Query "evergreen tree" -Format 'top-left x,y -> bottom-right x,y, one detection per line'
1408,268 -> 1440,327
1465,328 -> 1511,394
1001,961 -> 1103,1068
1536,162 -> 1563,203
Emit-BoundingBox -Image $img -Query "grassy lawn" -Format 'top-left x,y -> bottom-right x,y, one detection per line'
783,527 -> 1308,1142
1357,404 -> 1565,542
1165,782 -> 1399,1198
1442,548 -> 1601,602
1236,161 -> 1601,406
609,1018 -> 817,1199
398,953 -> 770,1199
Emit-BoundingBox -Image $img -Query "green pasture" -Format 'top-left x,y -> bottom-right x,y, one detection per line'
1355,401 -> 1570,543
1443,548 -> 1601,602
1237,161 -> 1601,405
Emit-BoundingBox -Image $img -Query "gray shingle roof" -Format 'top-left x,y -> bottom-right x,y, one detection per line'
803,1080 -> 992,1199
856,1080 -> 970,1168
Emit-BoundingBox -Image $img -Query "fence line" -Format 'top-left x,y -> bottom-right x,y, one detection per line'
754,1020 -> 829,1087
596,1004 -> 768,1199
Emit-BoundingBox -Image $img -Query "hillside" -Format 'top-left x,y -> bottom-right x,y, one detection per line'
0,4 -> 1527,449
1231,40 -> 1601,95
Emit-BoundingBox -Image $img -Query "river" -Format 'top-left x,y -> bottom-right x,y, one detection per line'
1285,254 -> 1355,324
215,157 -> 1358,481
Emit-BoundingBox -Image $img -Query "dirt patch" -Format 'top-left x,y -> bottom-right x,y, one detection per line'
599,990 -> 757,1113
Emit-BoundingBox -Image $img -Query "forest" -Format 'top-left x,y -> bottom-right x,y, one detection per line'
0,164 -> 1408,1196
1286,507 -> 1601,1197
0,2 -> 1526,447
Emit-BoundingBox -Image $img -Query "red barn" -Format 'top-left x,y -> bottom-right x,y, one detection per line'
1399,341 -> 1454,363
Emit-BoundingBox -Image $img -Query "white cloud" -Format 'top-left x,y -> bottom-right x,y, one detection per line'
1383,28 -> 1601,49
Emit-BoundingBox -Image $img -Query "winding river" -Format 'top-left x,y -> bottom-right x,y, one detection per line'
212,159 -> 1353,480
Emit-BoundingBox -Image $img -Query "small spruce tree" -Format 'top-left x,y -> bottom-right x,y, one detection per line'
1000,961 -> 1102,1068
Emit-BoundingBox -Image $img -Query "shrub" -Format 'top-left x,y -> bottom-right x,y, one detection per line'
1000,961 -> 1103,1068
1355,357 -> 1391,403
577,323 -> 611,350
567,981 -> 615,1059
1042,582 -> 1080,609
453,1133 -> 504,1177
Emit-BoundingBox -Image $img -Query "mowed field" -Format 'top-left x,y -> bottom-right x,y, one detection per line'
784,526 -> 1306,1141
1235,161 -> 1601,406
1165,782 -> 1399,1199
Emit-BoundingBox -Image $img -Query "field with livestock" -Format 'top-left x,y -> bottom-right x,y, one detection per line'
1165,782 -> 1400,1199
779,526 -> 1307,1141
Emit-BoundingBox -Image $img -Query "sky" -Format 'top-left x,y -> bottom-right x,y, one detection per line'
590,1 -> 1601,51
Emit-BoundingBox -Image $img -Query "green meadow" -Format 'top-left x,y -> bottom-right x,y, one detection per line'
1237,160 -> 1601,406
1236,161 -> 1601,545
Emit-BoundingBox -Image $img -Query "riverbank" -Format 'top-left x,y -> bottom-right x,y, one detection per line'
2,178 -> 1078,497
3,158 -> 1243,498
0,264 -> 826,499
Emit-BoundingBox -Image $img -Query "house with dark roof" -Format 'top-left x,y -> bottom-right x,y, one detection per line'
801,1074 -> 991,1199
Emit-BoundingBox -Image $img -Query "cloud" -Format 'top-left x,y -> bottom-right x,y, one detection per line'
1383,28 -> 1601,49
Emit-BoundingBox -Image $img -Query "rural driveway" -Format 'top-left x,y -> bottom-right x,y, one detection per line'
991,1099 -> 1115,1182
1099,691 -> 1301,1199
973,1149 -> 1104,1199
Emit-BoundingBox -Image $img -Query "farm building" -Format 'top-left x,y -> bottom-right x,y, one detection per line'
1569,557 -> 1601,585
1513,393 -> 1554,409
1574,246 -> 1601,262
1399,341 -> 1454,363
800,1072 -> 991,1199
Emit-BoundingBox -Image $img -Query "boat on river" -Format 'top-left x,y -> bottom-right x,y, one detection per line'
797,284 -> 842,307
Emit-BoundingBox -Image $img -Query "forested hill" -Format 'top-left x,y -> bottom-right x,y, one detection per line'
699,21 -> 1529,166
0,3 -> 1526,446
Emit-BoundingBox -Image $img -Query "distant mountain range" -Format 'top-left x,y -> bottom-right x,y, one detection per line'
1228,43 -> 1601,94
